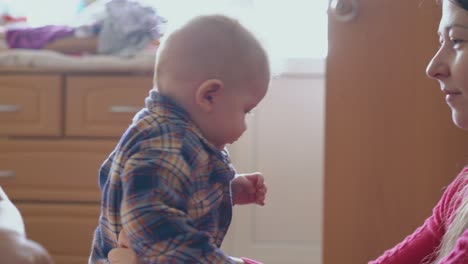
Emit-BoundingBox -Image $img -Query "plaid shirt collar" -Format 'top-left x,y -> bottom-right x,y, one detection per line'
145,89 -> 231,163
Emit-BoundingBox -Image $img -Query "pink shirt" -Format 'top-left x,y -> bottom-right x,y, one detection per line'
369,167 -> 468,264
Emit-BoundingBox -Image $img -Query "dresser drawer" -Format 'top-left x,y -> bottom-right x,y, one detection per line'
0,140 -> 116,202
65,76 -> 152,137
0,75 -> 62,136
15,202 -> 100,264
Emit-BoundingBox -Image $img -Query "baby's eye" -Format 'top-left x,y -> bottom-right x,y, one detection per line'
245,110 -> 255,116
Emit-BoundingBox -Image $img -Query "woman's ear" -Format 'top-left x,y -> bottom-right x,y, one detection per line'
195,79 -> 224,112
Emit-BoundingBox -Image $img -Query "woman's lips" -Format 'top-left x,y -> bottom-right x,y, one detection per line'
443,89 -> 462,103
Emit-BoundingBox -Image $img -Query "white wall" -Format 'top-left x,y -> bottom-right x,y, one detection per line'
224,58 -> 326,264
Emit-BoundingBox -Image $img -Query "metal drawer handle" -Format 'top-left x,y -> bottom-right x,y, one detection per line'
109,106 -> 141,113
0,170 -> 15,178
0,105 -> 21,113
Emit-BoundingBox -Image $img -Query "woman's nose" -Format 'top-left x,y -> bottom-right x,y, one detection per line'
426,48 -> 450,80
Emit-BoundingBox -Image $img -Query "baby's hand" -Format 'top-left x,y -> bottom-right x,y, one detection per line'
108,229 -> 138,264
108,248 -> 138,264
117,229 -> 131,248
231,173 -> 267,206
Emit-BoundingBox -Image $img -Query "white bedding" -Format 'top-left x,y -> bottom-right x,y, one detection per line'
0,49 -> 156,72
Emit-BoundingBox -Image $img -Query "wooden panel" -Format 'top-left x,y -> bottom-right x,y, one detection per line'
325,1 -> 468,264
0,140 -> 116,202
16,203 -> 100,264
0,75 -> 62,136
65,76 -> 152,137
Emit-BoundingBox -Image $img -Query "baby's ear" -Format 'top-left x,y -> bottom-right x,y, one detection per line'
195,79 -> 224,112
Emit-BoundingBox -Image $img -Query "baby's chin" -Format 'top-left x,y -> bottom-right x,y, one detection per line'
216,137 -> 240,150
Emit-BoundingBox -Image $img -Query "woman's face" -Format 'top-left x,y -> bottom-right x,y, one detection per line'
426,0 -> 468,130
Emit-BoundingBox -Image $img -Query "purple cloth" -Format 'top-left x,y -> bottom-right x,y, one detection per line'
6,25 -> 75,49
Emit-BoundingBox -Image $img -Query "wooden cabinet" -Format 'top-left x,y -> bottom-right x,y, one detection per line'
65,76 -> 151,137
15,203 -> 101,264
325,1 -> 468,263
0,75 -> 62,136
0,140 -> 116,202
0,72 -> 152,263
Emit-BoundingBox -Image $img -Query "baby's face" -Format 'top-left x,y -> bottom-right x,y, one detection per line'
208,78 -> 269,149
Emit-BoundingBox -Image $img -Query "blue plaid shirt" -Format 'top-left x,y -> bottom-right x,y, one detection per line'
89,90 -> 236,263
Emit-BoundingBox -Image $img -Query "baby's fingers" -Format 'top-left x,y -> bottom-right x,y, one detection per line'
257,186 -> 267,205
254,174 -> 264,189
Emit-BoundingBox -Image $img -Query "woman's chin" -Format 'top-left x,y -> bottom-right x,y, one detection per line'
452,113 -> 468,131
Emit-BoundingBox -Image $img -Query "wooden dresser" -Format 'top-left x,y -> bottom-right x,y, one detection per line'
0,72 -> 152,264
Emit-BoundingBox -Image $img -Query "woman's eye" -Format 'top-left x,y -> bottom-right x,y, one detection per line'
450,38 -> 465,47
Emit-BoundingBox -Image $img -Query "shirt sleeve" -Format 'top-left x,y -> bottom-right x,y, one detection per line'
439,229 -> 468,264
369,172 -> 466,264
120,148 -> 235,264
